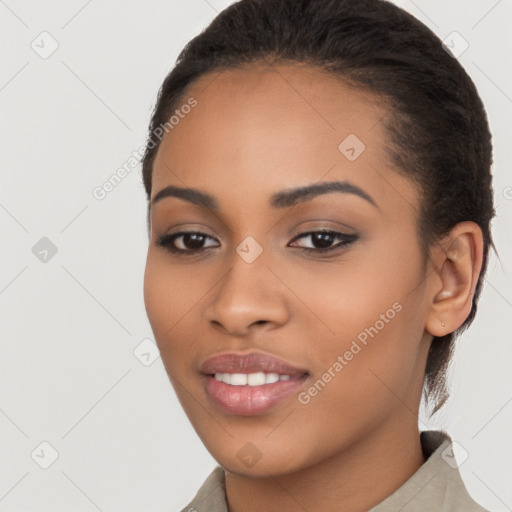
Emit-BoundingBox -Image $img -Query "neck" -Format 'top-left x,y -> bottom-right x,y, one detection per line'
224,417 -> 426,512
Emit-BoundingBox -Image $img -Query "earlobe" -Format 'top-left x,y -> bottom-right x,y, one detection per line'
425,222 -> 484,337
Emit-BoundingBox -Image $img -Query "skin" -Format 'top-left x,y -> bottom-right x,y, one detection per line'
143,63 -> 483,512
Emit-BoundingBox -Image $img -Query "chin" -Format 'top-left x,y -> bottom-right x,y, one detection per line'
203,436 -> 313,479
221,456 -> 296,478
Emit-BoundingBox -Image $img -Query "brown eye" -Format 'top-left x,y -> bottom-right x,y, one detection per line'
156,229 -> 357,256
289,230 -> 358,252
157,231 -> 219,254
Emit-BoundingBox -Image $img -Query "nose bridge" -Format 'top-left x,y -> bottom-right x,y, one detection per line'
205,238 -> 289,333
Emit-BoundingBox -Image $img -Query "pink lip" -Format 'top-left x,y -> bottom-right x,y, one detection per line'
200,352 -> 310,416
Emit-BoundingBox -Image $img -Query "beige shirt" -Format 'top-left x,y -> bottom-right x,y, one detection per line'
179,430 -> 489,511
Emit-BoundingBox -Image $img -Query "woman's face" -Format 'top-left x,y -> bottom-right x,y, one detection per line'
144,63 -> 436,476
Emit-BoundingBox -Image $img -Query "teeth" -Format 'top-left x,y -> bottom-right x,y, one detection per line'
230,373 -> 247,386
265,373 -> 280,384
247,372 -> 265,386
213,372 -> 293,386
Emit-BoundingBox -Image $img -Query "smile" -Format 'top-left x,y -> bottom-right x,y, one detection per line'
199,351 -> 310,415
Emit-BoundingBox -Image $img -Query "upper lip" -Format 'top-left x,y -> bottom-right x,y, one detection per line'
200,352 -> 309,376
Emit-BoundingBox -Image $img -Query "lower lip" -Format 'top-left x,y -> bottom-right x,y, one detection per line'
203,374 -> 308,416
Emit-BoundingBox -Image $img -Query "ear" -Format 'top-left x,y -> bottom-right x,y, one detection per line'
425,221 -> 484,337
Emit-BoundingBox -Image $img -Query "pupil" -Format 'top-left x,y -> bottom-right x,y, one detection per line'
313,232 -> 333,249
185,233 -> 205,249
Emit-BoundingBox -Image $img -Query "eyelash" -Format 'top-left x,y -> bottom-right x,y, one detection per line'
156,230 -> 358,256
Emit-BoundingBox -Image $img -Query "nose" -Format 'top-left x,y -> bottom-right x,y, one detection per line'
204,251 -> 290,336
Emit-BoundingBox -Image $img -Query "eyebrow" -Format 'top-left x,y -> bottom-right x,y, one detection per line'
150,180 -> 379,210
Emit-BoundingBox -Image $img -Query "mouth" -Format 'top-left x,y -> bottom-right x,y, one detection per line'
199,352 -> 310,416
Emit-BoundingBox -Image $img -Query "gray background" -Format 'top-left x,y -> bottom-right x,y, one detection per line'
1,0 -> 511,510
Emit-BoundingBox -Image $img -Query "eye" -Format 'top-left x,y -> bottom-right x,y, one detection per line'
156,229 -> 357,256
288,230 -> 357,252
157,231 -> 219,254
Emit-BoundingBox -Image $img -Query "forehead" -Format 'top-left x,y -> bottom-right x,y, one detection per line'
151,63 -> 418,215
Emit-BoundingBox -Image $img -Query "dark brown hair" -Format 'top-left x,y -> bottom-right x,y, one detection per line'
141,0 -> 497,415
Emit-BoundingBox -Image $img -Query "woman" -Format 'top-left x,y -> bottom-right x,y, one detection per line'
142,0 -> 496,510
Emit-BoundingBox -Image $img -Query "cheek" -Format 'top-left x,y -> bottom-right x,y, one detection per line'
277,250 -> 411,350
287,241 -> 425,405
144,251 -> 194,334
143,252 -> 207,377
143,254 -> 169,338
143,253 -> 188,358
